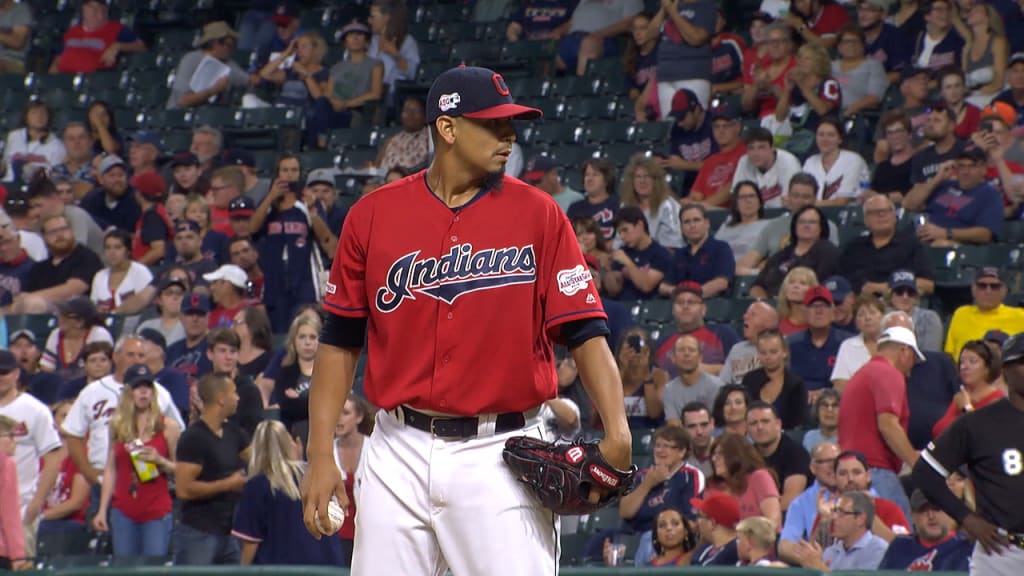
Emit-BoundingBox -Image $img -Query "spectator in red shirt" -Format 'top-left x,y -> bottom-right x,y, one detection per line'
38,400 -> 89,538
937,67 -> 981,140
203,264 -> 251,330
92,364 -> 180,558
333,395 -> 371,566
931,339 -> 1005,438
131,171 -> 172,266
782,0 -> 851,49
689,101 -> 746,207
209,167 -> 244,238
707,432 -> 782,528
743,23 -> 797,119
838,326 -> 922,519
49,0 -> 145,74
971,101 -> 1024,217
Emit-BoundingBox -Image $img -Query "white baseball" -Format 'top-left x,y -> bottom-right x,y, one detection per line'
316,499 -> 346,535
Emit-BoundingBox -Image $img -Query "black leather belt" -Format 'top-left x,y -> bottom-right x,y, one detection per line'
399,405 -> 526,439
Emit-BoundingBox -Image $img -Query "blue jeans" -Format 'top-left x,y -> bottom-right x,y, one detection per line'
109,509 -> 172,558
870,467 -> 912,520
173,521 -> 240,565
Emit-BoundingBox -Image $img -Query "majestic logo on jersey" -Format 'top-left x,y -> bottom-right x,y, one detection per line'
557,265 -> 592,296
438,92 -> 461,112
375,244 -> 536,313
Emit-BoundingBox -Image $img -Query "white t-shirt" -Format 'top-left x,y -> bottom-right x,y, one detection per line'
90,262 -> 154,313
61,375 -> 185,469
19,229 -> 47,261
2,128 -> 67,182
40,326 -> 114,372
731,149 -> 803,209
830,334 -> 872,382
643,196 -> 683,249
802,150 -> 868,201
0,393 -> 62,510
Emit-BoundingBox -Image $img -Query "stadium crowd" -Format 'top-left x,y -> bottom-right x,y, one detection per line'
1,0 -> 1024,571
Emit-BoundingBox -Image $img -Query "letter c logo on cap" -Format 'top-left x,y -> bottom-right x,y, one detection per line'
492,73 -> 510,96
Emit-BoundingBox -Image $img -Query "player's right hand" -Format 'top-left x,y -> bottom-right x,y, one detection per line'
962,512 -> 1009,555
301,456 -> 348,540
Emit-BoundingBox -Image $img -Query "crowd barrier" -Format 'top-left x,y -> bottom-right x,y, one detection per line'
18,567 -> 971,575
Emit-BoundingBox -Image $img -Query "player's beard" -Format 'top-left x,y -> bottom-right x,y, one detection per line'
483,170 -> 504,192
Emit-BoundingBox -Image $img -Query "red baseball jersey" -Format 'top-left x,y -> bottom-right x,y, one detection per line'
324,172 -> 607,415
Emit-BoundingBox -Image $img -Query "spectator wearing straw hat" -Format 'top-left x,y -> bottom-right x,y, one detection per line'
168,21 -> 256,109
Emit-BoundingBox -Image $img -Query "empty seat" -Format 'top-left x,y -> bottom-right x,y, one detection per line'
243,107 -> 302,127
193,107 -> 245,129
632,121 -> 672,144
583,120 -> 635,145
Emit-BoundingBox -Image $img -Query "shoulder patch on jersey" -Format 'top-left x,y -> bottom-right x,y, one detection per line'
438,92 -> 461,112
556,265 -> 592,296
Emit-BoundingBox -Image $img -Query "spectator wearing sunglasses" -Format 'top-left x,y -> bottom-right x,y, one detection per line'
944,267 -> 1024,360
886,270 -> 943,353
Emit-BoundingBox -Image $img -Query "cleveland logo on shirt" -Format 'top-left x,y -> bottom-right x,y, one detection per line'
375,243 -> 536,312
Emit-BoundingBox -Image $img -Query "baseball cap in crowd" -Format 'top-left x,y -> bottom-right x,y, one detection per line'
910,489 -> 937,512
900,66 -> 930,82
131,171 -> 167,201
750,11 -> 775,23
124,364 -> 156,388
1010,52 -> 1024,67
878,325 -> 926,361
171,152 -> 200,168
823,276 -> 851,303
129,131 -> 161,148
975,266 -> 1004,283
1001,333 -> 1024,364
670,89 -> 702,118
221,149 -> 255,168
203,264 -> 248,289
690,493 -> 740,529
175,219 -> 201,235
182,292 -> 211,314
0,350 -> 16,373
228,196 -> 255,218
137,328 -> 167,350
272,2 -> 300,26
958,146 -> 988,163
613,205 -> 648,229
195,21 -> 239,47
339,21 -> 371,40
306,168 -> 338,188
803,285 -> 834,306
426,65 -> 543,123
709,100 -> 739,121
858,0 -> 892,10
522,155 -> 558,183
159,276 -> 187,292
673,281 -> 704,300
888,269 -> 917,292
3,190 -> 28,216
9,329 -> 37,347
56,296 -> 101,325
99,154 -> 127,175
980,101 -> 1017,128
983,329 -> 1009,346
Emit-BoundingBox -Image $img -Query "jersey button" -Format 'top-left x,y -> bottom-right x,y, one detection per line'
442,355 -> 450,363
450,235 -> 458,242
447,312 -> 453,320
454,216 -> 460,222
440,400 -> 448,408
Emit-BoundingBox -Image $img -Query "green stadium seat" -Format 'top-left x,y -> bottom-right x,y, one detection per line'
708,210 -> 729,231
927,246 -> 960,272
434,21 -> 481,44
339,147 -> 379,169
413,3 -> 468,24
583,121 -> 635,145
329,128 -> 376,149
581,505 -> 622,534
549,76 -> 600,98
507,77 -> 550,99
6,314 -> 57,344
559,532 -> 590,567
838,226 -> 868,248
525,122 -> 582,146
243,107 -> 302,128
141,108 -> 195,131
477,20 -> 509,41
193,107 -> 245,129
161,130 -> 193,154
957,244 -> 1024,270
637,299 -> 673,325
601,143 -> 645,166
35,524 -> 93,560
26,72 -> 84,92
449,40 -> 500,65
564,97 -> 615,120
500,40 -> 555,65
632,428 -> 656,455
298,150 -> 337,170
417,41 -> 450,62
584,58 -> 623,79
632,121 -> 672,145
547,145 -> 600,167
733,275 -> 758,298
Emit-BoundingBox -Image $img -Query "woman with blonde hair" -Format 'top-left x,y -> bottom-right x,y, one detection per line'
232,420 -> 342,565
776,266 -> 818,335
776,42 -> 841,136
620,155 -> 682,250
180,193 -> 230,265
954,1 -> 1007,107
274,313 -> 323,440
93,365 -> 179,558
259,31 -> 331,146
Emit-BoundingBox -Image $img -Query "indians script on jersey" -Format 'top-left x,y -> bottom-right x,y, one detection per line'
375,243 -> 536,312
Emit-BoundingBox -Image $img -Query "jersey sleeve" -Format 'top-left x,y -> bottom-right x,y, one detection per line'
539,206 -> 607,340
921,416 -> 970,478
140,211 -> 170,244
175,429 -> 206,467
322,200 -> 370,318
61,391 -> 91,438
30,403 -> 62,456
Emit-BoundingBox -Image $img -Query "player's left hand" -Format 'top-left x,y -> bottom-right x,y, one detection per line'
592,435 -> 631,502
963,512 -> 1010,554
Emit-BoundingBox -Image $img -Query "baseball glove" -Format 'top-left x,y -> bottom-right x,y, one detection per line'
502,436 -> 637,515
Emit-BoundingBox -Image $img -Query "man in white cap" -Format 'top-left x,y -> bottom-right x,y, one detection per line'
203,264 -> 252,330
167,20 -> 257,109
838,325 -> 923,519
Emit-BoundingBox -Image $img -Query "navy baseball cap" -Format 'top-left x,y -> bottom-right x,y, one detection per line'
522,155 -> 558,182
170,152 -> 200,168
889,269 -> 917,292
901,66 -> 930,82
710,100 -> 739,121
137,328 -> 167,350
124,363 -> 156,388
175,219 -> 201,234
0,350 -> 16,373
129,131 -> 161,148
182,292 -> 211,314
222,149 -> 255,168
823,276 -> 852,302
426,66 -> 542,123
1002,333 -> 1024,364
228,196 -> 255,218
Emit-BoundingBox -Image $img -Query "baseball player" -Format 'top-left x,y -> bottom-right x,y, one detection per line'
301,65 -> 633,576
912,332 -> 1024,575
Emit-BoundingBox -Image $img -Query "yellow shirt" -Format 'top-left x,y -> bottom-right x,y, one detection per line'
944,304 -> 1024,359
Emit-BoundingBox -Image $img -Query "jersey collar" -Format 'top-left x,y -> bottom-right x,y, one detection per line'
422,170 -> 494,212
